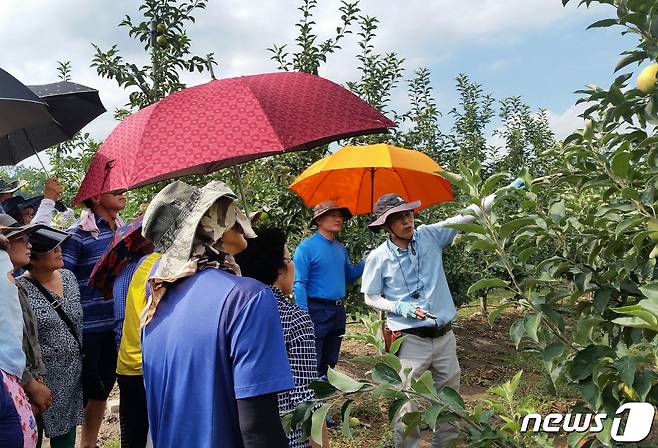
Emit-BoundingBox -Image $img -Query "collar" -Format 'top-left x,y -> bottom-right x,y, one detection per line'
387,233 -> 418,255
270,285 -> 287,300
314,231 -> 337,243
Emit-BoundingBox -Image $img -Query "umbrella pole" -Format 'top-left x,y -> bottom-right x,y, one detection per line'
206,54 -> 217,80
369,167 -> 375,246
33,151 -> 50,177
23,130 -> 50,177
232,164 -> 251,216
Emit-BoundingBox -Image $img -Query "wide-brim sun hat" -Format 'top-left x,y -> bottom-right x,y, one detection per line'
369,193 -> 421,232
142,180 -> 256,279
310,200 -> 352,226
0,213 -> 48,239
0,179 -> 27,195
29,227 -> 70,254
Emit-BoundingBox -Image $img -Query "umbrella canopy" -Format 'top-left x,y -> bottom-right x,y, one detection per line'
0,67 -> 52,139
29,81 -> 106,137
0,80 -> 106,166
89,215 -> 155,300
289,144 -> 454,214
74,71 -> 396,204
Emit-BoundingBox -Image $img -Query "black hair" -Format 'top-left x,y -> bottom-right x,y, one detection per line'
83,199 -> 94,209
234,228 -> 287,286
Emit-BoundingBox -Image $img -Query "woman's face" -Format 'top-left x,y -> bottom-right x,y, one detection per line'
276,246 -> 295,295
8,235 -> 31,269
222,224 -> 248,255
31,246 -> 64,272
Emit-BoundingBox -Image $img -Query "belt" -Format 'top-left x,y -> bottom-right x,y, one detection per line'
401,322 -> 452,339
308,297 -> 343,306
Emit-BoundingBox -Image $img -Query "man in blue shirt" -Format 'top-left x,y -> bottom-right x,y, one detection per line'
294,200 -> 364,377
61,192 -> 125,448
362,180 -> 523,448
141,180 -> 294,448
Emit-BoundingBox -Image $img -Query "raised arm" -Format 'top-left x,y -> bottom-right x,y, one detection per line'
442,178 -> 524,226
31,178 -> 64,226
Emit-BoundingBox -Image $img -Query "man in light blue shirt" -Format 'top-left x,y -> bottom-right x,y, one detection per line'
362,179 -> 523,448
294,201 -> 364,377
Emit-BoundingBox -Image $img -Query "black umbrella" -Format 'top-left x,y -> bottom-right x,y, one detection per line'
29,82 -> 106,137
0,68 -> 52,138
0,81 -> 106,170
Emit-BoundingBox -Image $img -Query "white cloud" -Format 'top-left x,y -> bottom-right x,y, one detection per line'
546,103 -> 588,138
1,0 -> 609,156
481,57 -> 522,73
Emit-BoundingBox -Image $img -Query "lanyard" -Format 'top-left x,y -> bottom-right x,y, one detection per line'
386,238 -> 424,301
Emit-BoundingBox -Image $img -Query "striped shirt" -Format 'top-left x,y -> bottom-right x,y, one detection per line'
112,260 -> 141,350
272,287 -> 318,448
62,217 -> 117,333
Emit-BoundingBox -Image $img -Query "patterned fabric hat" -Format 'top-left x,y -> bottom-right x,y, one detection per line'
310,200 -> 352,225
141,180 -> 256,324
142,180 -> 255,270
368,193 -> 421,231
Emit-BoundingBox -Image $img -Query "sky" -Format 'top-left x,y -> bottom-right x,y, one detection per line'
0,0 -> 638,168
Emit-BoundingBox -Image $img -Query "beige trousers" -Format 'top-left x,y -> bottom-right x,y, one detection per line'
394,331 -> 461,448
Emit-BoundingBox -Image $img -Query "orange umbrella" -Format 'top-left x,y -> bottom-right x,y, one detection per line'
289,144 -> 454,214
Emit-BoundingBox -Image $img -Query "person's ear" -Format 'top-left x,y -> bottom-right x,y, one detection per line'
90,195 -> 102,205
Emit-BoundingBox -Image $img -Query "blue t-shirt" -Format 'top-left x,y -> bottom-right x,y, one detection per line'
293,232 -> 364,310
142,268 -> 295,448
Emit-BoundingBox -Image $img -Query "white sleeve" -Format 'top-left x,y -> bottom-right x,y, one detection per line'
364,293 -> 395,313
31,198 -> 55,225
440,193 -> 496,226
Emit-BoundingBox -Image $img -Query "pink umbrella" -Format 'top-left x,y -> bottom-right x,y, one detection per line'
74,72 -> 395,204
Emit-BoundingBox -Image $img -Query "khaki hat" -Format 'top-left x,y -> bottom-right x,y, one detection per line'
310,200 -> 352,226
369,194 -> 421,231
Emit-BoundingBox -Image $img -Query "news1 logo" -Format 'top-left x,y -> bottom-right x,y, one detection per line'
520,402 -> 655,443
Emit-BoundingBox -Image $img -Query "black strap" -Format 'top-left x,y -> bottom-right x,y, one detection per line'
23,276 -> 82,352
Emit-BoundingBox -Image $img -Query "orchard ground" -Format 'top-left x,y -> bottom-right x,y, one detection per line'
44,305 -> 653,448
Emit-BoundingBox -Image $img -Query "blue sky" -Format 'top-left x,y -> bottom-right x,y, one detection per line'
431,14 -> 632,116
0,0 -> 644,167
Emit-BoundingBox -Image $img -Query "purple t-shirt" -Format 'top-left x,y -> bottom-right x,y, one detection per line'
142,268 -> 294,448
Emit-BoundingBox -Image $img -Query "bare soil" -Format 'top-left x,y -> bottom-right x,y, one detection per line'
53,311 -> 578,447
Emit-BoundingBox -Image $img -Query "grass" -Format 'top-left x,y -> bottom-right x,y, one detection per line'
103,439 -> 121,448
